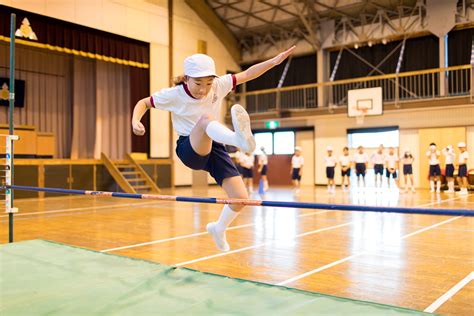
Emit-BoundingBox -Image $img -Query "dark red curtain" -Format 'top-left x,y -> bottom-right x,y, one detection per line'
0,4 -> 149,65
130,67 -> 150,154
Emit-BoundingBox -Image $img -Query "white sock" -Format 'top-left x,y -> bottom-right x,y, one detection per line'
436,181 -> 441,192
449,182 -> 454,191
215,205 -> 239,232
430,180 -> 435,191
205,121 -> 239,147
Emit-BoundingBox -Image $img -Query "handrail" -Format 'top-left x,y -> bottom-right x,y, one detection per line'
126,153 -> 161,193
237,64 -> 471,97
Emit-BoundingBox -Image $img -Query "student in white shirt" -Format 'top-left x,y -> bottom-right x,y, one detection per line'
132,47 -> 295,252
442,145 -> 456,193
385,147 -> 399,189
257,146 -> 269,192
241,152 -> 255,193
426,143 -> 441,193
233,149 -> 243,176
325,146 -> 337,194
371,144 -> 385,188
456,142 -> 469,195
291,146 -> 304,193
400,148 -> 415,193
339,147 -> 352,191
353,146 -> 369,187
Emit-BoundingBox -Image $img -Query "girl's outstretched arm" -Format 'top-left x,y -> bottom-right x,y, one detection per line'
132,97 -> 152,136
234,46 -> 296,85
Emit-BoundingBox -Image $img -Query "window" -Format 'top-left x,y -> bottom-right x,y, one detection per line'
253,130 -> 296,155
347,127 -> 399,149
254,132 -> 273,155
274,131 -> 295,154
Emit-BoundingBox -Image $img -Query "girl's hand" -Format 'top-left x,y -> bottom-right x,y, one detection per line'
272,46 -> 296,65
132,120 -> 146,136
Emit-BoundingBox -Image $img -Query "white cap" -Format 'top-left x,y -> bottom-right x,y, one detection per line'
429,145 -> 436,150
326,146 -> 333,151
458,142 -> 466,148
295,146 -> 302,152
184,54 -> 217,77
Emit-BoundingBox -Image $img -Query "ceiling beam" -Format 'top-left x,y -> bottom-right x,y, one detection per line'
184,0 -> 241,63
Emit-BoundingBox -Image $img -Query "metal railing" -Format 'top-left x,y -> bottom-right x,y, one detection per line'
234,65 -> 472,114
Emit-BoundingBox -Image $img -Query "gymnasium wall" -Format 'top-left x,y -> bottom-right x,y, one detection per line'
312,104 -> 474,187
3,0 -> 240,186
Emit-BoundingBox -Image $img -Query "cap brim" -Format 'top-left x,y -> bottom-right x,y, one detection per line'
185,71 -> 218,78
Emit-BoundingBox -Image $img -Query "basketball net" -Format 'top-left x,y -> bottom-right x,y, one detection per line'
355,109 -> 367,125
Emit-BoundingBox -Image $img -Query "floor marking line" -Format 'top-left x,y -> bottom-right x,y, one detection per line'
276,216 -> 462,286
174,221 -> 354,267
424,271 -> 474,313
101,210 -> 331,252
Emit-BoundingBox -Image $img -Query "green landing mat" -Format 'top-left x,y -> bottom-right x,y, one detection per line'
0,240 -> 430,315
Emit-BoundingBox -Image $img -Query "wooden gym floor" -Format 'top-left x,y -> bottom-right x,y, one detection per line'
1,186 -> 473,315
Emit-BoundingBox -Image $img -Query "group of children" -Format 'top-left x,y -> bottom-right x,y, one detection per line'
234,147 -> 270,193
323,143 -> 470,194
234,146 -> 305,194
427,142 -> 469,195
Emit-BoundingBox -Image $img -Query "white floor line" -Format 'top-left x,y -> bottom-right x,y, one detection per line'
101,210 -> 331,252
174,221 -> 355,267
424,271 -> 474,313
0,200 -> 167,218
171,195 -> 466,269
276,216 -> 462,286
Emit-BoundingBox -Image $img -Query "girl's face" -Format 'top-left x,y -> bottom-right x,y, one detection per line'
186,76 -> 214,99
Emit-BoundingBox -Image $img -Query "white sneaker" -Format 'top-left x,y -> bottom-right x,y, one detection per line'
444,189 -> 455,193
206,222 -> 230,252
456,190 -> 468,195
430,189 -> 435,193
231,104 -> 256,153
411,188 -> 416,193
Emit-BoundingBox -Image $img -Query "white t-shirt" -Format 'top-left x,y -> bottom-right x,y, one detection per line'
459,151 -> 469,164
292,155 -> 304,168
371,152 -> 385,165
426,150 -> 440,165
258,154 -> 268,166
354,153 -> 368,163
241,154 -> 255,169
339,154 -> 352,167
324,155 -> 337,167
442,148 -> 456,164
385,153 -> 399,169
401,155 -> 414,165
150,74 -> 235,136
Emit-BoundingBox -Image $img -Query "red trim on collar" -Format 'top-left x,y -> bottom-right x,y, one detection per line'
183,83 -> 198,99
231,74 -> 237,91
149,96 -> 155,108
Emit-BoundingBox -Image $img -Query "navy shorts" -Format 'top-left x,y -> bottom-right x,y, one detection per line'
242,167 -> 253,179
326,166 -> 335,179
355,163 -> 366,177
386,168 -> 398,179
445,164 -> 455,177
429,164 -> 441,177
403,164 -> 413,175
341,167 -> 351,177
261,165 -> 268,176
374,164 -> 384,175
176,136 -> 240,186
292,168 -> 301,181
458,164 -> 468,177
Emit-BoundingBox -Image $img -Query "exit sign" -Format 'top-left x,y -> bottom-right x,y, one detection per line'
265,121 -> 279,129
